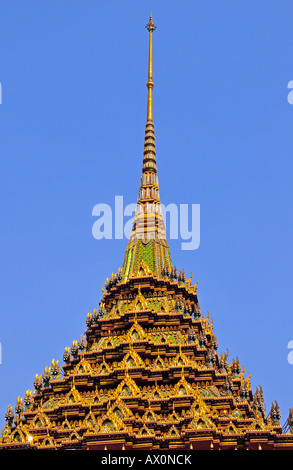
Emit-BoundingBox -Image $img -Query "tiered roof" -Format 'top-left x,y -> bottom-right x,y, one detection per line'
1,15 -> 293,451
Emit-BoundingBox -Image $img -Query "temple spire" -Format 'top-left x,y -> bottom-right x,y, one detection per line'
145,14 -> 156,121
142,15 -> 157,174
121,15 -> 172,281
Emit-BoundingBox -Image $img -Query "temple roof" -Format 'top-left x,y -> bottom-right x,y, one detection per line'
1,14 -> 293,451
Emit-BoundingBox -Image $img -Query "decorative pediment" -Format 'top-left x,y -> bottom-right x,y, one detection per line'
171,345 -> 191,368
99,418 -> 116,434
157,297 -> 173,313
152,355 -> 167,370
173,372 -> 194,397
104,336 -> 115,348
148,382 -> 165,401
131,259 -> 153,278
151,389 -> 162,400
126,321 -> 147,343
167,403 -> 181,423
249,413 -> 267,431
185,385 -> 215,430
73,357 -> 93,375
61,416 -> 72,430
110,397 -> 133,420
84,409 -> 97,429
67,431 -> 81,441
120,347 -> 145,369
1,423 -> 12,441
188,386 -> 210,415
142,406 -> 158,423
127,288 -> 149,313
97,356 -> 112,375
40,435 -> 56,447
9,427 -> 29,444
98,404 -> 127,434
115,371 -> 141,399
138,424 -> 155,436
223,420 -> 239,435
188,415 -> 215,430
31,408 -> 51,429
65,383 -> 82,404
167,425 -> 180,437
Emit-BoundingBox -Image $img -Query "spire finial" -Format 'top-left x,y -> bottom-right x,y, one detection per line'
146,13 -> 156,33
146,14 -> 156,121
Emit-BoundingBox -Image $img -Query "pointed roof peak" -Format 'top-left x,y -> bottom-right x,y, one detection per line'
146,13 -> 156,32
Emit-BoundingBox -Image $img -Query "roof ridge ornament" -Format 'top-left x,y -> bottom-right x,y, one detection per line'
145,13 -> 156,32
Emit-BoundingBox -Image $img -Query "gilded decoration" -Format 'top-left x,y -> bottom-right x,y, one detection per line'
114,371 -> 141,399
119,346 -> 145,369
1,14 -> 292,451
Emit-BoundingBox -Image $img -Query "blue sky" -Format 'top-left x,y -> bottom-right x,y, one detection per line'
1,0 -> 293,429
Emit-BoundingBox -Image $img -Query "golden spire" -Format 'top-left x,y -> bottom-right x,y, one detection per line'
121,14 -> 172,282
146,14 -> 156,121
